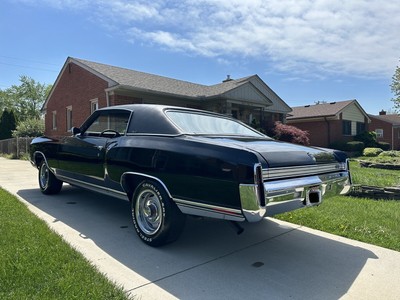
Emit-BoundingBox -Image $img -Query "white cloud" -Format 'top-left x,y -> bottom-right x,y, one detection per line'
21,0 -> 400,78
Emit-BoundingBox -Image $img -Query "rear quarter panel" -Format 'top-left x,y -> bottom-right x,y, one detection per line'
106,135 -> 259,209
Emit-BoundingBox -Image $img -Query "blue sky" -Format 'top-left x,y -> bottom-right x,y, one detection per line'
1,0 -> 399,115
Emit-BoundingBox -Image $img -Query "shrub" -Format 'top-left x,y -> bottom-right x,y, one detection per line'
363,147 -> 383,157
354,131 -> 377,147
346,141 -> 364,152
329,141 -> 348,151
273,122 -> 310,145
329,141 -> 364,152
377,142 -> 391,151
379,150 -> 400,157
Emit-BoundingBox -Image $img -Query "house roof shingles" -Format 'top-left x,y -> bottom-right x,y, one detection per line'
287,100 -> 356,120
369,114 -> 400,126
74,58 -> 253,99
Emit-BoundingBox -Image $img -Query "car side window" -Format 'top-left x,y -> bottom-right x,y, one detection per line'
84,111 -> 131,137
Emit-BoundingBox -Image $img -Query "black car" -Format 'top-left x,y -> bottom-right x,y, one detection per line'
30,104 -> 351,246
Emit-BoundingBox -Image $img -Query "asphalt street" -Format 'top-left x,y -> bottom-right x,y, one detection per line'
1,157 -> 399,299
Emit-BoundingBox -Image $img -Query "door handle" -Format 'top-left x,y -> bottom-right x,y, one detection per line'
106,141 -> 118,151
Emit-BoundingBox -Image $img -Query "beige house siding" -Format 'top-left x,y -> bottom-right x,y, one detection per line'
342,103 -> 366,122
248,77 -> 292,114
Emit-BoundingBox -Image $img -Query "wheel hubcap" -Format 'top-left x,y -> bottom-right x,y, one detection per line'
39,164 -> 49,189
136,189 -> 162,235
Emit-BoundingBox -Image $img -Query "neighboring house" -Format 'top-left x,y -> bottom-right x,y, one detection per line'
369,110 -> 400,150
286,100 -> 370,148
43,57 -> 291,136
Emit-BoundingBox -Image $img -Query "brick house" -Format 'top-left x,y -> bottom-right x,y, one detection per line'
286,100 -> 370,148
43,57 -> 291,136
368,110 -> 400,150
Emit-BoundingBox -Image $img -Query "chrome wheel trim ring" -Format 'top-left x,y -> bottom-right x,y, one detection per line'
39,164 -> 49,189
135,189 -> 163,235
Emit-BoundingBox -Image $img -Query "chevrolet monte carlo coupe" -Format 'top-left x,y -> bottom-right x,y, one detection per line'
30,104 -> 351,246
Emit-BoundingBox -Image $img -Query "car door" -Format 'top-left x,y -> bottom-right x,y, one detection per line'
57,109 -> 131,189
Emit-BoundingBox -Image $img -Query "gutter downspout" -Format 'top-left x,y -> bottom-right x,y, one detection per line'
392,126 -> 394,150
324,117 -> 331,146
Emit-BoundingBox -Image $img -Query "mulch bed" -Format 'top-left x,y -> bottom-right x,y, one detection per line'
350,185 -> 400,200
357,160 -> 400,170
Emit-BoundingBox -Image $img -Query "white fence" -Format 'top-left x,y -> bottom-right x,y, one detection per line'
0,137 -> 34,158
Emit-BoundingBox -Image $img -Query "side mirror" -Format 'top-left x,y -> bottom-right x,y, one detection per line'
71,127 -> 81,136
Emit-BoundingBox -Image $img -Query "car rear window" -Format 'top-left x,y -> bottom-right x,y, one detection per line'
165,110 -> 264,137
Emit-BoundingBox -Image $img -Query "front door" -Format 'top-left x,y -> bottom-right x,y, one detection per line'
57,109 -> 131,188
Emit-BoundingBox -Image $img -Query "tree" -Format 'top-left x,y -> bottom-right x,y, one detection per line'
12,117 -> 45,137
0,89 -> 10,114
391,62 -> 400,112
0,109 -> 17,140
0,76 -> 52,122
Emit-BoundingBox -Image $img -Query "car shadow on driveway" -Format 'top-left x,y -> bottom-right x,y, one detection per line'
18,185 -> 378,300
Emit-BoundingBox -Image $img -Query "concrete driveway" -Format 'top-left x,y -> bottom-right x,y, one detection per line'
1,157 -> 399,299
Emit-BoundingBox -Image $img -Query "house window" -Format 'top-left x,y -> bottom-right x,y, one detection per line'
52,111 -> 57,130
231,110 -> 238,119
342,120 -> 352,135
66,106 -> 73,132
356,122 -> 365,135
375,129 -> 383,138
90,98 -> 98,114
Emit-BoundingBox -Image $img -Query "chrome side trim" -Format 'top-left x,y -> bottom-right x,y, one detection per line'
264,163 -> 346,180
174,198 -> 245,222
56,173 -> 128,200
120,172 -> 173,198
32,151 -> 47,167
32,151 -> 58,176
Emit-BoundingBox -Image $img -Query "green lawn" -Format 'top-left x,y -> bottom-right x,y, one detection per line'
349,160 -> 400,187
276,195 -> 400,252
0,189 -> 129,300
276,160 -> 400,252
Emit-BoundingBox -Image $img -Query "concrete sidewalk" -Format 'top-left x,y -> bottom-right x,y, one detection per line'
1,157 -> 399,299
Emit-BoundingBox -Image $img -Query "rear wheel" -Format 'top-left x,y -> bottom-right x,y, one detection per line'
38,161 -> 63,195
131,180 -> 185,247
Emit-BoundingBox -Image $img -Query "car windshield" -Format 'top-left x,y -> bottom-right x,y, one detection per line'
166,110 -> 264,137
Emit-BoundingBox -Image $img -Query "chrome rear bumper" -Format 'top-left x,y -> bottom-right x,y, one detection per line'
239,170 -> 351,222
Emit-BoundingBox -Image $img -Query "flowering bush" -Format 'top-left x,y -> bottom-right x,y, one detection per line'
273,122 -> 310,145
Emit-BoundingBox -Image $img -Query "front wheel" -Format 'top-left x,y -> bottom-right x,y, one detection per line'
38,161 -> 63,195
131,180 -> 186,247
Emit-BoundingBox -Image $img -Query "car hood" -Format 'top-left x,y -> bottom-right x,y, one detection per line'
189,136 -> 342,168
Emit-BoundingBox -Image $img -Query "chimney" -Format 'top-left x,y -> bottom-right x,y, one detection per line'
379,109 -> 386,115
223,75 -> 233,82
